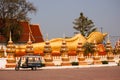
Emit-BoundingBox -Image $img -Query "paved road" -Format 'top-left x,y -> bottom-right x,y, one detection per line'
0,66 -> 120,80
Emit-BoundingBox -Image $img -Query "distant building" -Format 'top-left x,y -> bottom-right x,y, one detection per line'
0,21 -> 44,44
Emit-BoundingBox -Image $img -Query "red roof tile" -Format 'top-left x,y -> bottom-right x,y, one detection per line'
30,24 -> 44,42
0,21 -> 44,43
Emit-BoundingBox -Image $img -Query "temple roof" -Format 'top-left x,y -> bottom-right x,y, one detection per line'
0,21 -> 44,43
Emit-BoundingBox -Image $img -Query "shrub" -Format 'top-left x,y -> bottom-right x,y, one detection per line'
102,61 -> 108,64
71,62 -> 79,66
118,60 -> 120,66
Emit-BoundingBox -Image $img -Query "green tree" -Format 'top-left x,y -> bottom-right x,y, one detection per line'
83,42 -> 94,56
0,0 -> 37,42
73,12 -> 97,37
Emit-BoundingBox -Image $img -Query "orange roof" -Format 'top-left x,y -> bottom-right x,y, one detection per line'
0,21 -> 44,43
30,24 -> 44,42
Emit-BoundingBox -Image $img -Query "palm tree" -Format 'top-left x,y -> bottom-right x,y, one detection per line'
73,12 -> 97,37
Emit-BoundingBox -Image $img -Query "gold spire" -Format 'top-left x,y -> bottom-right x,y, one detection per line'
93,39 -> 97,44
8,31 -> 13,43
77,38 -> 83,53
107,34 -> 111,43
27,32 -> 32,44
46,33 -> 48,41
45,33 -> 50,44
26,32 -> 34,55
9,32 -> 12,41
63,33 -> 65,38
44,33 -> 52,54
29,32 -> 31,42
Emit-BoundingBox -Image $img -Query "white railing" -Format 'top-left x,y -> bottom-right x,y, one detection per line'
0,54 -> 119,68
0,58 -> 7,68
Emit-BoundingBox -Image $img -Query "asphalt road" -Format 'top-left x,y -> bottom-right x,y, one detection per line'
0,66 -> 120,80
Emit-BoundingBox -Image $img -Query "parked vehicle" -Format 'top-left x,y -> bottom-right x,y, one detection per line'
15,55 -> 42,71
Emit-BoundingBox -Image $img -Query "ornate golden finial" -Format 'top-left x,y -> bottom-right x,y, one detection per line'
9,32 -> 12,41
44,33 -> 52,54
8,31 -> 13,43
46,33 -> 48,41
27,32 -> 32,44
45,33 -> 50,45
77,38 -> 82,48
29,32 -> 31,42
93,39 -> 97,44
60,34 -> 68,57
106,34 -> 114,62
6,32 -> 16,68
107,34 -> 111,43
26,32 -> 34,55
77,38 -> 84,56
63,33 -> 65,38
62,33 -> 66,44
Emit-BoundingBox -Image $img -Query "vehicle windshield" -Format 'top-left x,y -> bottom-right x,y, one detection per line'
20,55 -> 41,64
27,57 -> 41,63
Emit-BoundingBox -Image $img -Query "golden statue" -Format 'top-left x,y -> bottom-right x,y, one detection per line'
33,31 -> 107,51
16,31 -> 107,56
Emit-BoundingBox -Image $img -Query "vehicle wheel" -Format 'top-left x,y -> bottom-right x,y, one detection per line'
31,67 -> 33,70
34,67 -> 37,70
31,67 -> 37,70
15,67 -> 19,71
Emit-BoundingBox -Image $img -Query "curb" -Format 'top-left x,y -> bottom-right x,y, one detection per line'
0,64 -> 118,70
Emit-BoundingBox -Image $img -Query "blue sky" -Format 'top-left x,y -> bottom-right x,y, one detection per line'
28,0 -> 120,41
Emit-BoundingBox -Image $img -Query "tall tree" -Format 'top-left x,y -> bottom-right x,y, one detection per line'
0,0 -> 37,42
73,12 -> 97,37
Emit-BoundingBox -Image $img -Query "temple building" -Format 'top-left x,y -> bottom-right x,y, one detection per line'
0,21 -> 44,44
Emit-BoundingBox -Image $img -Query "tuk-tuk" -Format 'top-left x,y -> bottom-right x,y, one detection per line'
15,55 -> 42,71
